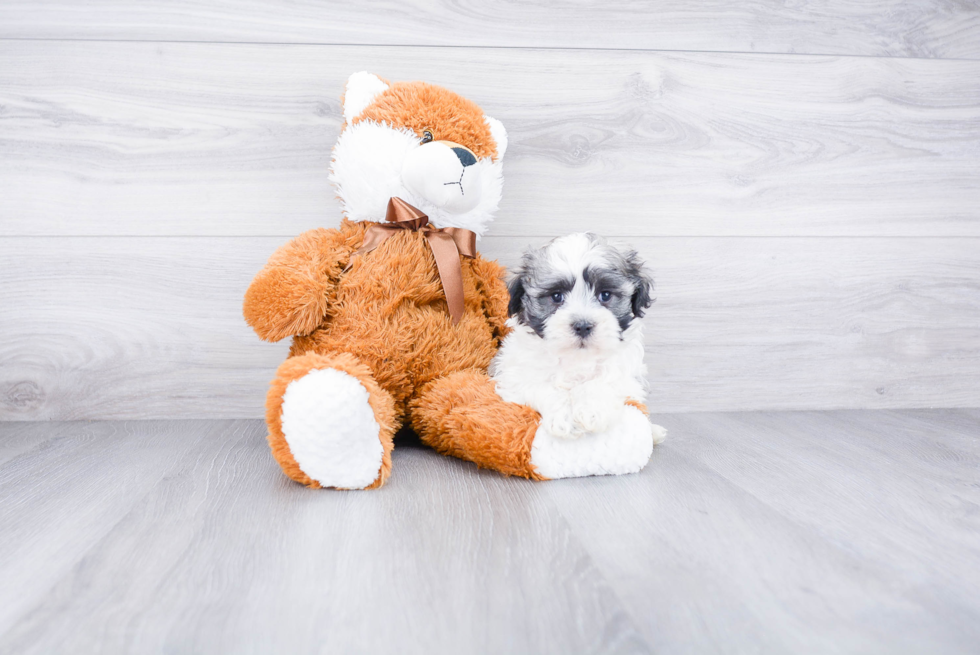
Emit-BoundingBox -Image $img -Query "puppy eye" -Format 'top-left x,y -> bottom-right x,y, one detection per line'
420,130 -> 434,144
598,291 -> 612,302
550,292 -> 564,304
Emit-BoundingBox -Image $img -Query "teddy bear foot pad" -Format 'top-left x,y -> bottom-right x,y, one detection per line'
280,367 -> 386,489
530,406 -> 666,480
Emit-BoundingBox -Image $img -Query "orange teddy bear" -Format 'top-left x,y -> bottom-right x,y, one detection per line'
244,73 -> 543,489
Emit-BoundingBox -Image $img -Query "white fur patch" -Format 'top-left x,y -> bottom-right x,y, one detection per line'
531,406 -> 661,479
484,115 -> 508,158
491,319 -> 649,426
329,120 -> 503,237
280,368 -> 384,489
401,141 -> 480,214
493,320 -> 658,478
343,72 -> 389,125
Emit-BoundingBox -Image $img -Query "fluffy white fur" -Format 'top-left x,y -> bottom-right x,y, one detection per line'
491,233 -> 666,479
484,115 -> 508,158
531,406 -> 666,479
280,368 -> 384,489
329,73 -> 506,237
493,316 -> 653,444
343,72 -> 389,125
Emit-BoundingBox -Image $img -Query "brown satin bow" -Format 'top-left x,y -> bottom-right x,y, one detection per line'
344,197 -> 477,325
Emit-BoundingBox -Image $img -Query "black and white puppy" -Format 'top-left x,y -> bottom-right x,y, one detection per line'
490,233 -> 667,479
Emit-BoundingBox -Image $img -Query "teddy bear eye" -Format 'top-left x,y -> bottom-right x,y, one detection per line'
421,130 -> 433,144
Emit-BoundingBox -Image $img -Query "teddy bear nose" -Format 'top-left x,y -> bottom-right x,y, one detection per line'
452,147 -> 477,167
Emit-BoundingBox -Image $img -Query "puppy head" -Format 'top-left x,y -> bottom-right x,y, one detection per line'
508,233 -> 653,350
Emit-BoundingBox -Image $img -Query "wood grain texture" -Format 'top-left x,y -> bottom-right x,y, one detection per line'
0,237 -> 290,421
0,420 -> 221,636
0,410 -> 977,653
0,420 -> 649,654
1,236 -> 978,420
2,41 -> 980,238
543,408 -> 980,653
2,1 -> 980,59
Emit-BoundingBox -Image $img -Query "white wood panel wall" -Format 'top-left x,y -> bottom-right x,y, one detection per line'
1,3 -> 979,420
3,1 -> 980,58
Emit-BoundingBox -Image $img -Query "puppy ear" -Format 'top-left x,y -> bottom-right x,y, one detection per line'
507,275 -> 526,317
343,72 -> 389,125
631,278 -> 653,318
626,252 -> 654,318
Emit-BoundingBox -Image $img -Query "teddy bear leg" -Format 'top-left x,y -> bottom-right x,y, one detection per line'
266,352 -> 397,489
410,369 -> 546,480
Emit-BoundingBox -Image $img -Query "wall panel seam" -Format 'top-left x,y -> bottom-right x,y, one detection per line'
1,37 -> 979,63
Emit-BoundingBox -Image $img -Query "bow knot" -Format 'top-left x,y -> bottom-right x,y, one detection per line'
344,197 -> 477,325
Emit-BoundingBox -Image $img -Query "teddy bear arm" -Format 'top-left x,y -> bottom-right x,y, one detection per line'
469,255 -> 512,344
243,228 -> 352,342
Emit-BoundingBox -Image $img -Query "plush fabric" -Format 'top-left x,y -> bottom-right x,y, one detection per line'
264,351 -> 397,489
351,79 -> 499,160
411,369 -> 543,480
244,73 -> 543,488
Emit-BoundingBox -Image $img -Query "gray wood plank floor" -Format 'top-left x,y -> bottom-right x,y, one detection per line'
1,410 -> 977,654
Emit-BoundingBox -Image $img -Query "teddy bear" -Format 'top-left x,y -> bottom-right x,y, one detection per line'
244,72 -> 547,489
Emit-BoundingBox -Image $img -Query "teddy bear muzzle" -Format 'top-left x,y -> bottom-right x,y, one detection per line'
400,140 -> 483,214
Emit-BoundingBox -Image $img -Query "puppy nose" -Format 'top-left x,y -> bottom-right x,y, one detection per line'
451,147 -> 477,167
572,320 -> 594,338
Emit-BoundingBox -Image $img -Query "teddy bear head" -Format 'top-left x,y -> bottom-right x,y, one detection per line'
329,72 -> 508,237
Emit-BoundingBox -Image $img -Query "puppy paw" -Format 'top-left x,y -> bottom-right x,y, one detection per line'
571,403 -> 614,434
569,386 -> 619,435
651,423 -> 668,444
544,410 -> 582,440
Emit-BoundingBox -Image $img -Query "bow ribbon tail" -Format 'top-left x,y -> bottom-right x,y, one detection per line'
425,230 -> 466,325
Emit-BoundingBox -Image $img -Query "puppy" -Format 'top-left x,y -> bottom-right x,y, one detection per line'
490,233 -> 666,478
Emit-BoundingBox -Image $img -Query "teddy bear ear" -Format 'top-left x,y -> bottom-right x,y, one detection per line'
484,115 -> 508,159
343,72 -> 389,125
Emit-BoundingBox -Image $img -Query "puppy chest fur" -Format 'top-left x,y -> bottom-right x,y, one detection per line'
491,320 -> 647,435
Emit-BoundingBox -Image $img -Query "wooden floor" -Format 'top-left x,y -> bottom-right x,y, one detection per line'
1,409 -> 977,654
